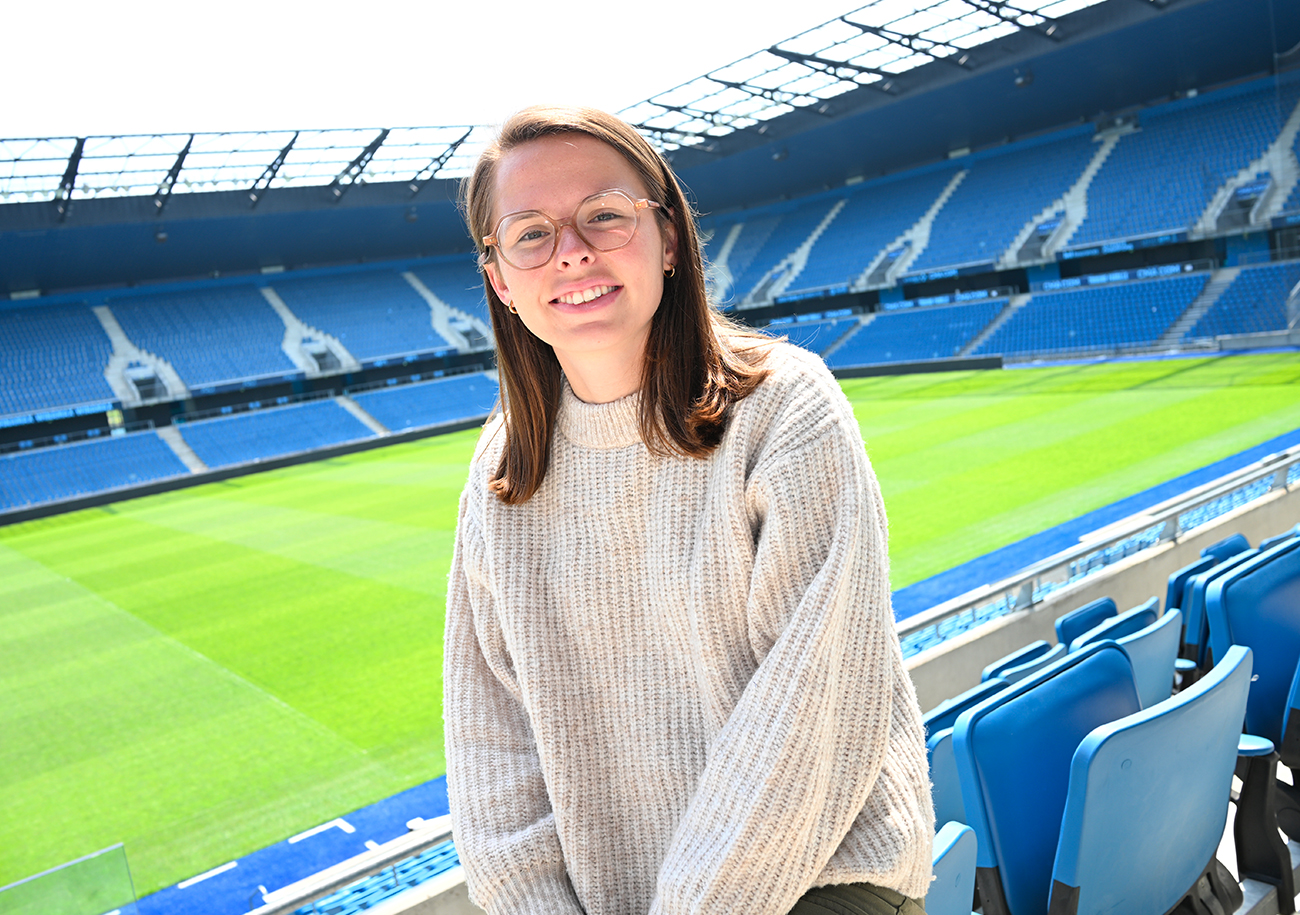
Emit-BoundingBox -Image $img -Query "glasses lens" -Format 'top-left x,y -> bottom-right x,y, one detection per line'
575,192 -> 639,252
498,213 -> 556,269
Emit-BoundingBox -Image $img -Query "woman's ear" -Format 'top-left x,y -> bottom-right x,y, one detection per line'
484,261 -> 510,306
662,219 -> 679,271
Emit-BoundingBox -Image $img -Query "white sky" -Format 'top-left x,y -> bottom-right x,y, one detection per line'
3,0 -> 865,138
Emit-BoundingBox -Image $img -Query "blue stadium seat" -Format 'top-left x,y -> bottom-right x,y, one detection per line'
351,374 -> 499,432
1187,261 -> 1300,340
1181,548 -> 1260,672
926,679 -> 1011,827
409,258 -> 492,328
928,822 -> 977,915
1069,601 -> 1180,709
981,640 -> 1066,684
1202,531 -> 1251,562
177,399 -> 375,469
1054,597 -> 1117,648
954,641 -> 1251,915
0,303 -> 117,416
827,300 -> 1003,368
0,431 -> 189,511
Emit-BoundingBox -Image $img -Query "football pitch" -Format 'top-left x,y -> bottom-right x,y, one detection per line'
4,351 -> 1300,898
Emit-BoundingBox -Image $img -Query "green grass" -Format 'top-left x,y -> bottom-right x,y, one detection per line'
2,352 -> 1300,897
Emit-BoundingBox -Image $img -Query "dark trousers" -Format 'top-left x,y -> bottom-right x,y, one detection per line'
787,882 -> 925,915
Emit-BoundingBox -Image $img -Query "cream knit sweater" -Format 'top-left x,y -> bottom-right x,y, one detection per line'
444,342 -> 934,915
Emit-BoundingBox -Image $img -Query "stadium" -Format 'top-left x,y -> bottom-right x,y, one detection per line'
4,0 -> 1300,912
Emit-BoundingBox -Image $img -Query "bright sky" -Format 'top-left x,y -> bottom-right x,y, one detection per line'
3,0 -> 864,139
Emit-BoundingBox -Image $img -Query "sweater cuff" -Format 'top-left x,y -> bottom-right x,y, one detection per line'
485,867 -> 585,915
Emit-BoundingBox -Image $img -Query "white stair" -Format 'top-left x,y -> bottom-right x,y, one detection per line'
334,395 -> 388,435
878,170 -> 968,283
1159,267 -> 1241,345
92,305 -> 190,406
156,425 -> 207,472
402,272 -> 491,351
821,313 -> 874,362
1195,95 -> 1300,232
764,198 -> 849,300
960,294 -> 1030,356
707,223 -> 744,303
260,287 -> 360,374
1003,133 -> 1122,266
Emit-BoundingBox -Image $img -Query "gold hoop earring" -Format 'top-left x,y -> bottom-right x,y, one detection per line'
664,266 -> 675,279
506,301 -> 518,314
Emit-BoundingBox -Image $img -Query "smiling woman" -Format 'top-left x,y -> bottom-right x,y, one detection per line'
445,105 -> 934,915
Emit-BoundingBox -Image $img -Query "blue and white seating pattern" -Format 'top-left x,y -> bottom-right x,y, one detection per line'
351,373 -> 499,432
409,259 -> 491,328
176,399 -> 375,469
108,286 -> 295,387
1189,261 -> 1300,340
0,430 -> 189,510
271,273 -> 455,362
0,303 -> 116,416
829,300 -> 1004,367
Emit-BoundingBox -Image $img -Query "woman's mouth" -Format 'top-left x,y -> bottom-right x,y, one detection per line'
553,285 -> 618,306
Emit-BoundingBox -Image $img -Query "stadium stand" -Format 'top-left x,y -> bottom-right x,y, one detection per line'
106,286 -> 296,388
1187,259 -> 1300,339
0,303 -> 116,416
0,430 -> 189,510
270,272 -> 455,362
175,399 -> 375,469
906,128 -> 1097,274
765,315 -> 860,356
828,299 -> 1004,367
350,373 -> 499,432
973,273 -> 1207,356
753,168 -> 959,297
408,260 -> 491,328
1070,74 -> 1300,247
723,197 -> 841,302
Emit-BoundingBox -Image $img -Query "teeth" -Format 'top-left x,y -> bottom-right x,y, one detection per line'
558,285 -> 613,305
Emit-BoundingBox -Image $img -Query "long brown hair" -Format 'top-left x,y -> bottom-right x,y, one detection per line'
462,105 -> 770,504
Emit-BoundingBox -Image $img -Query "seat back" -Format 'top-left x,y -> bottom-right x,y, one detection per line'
927,680 -> 1012,827
1206,537 -> 1300,745
1165,555 -> 1214,616
1071,601 -> 1179,708
929,822 -> 977,915
1182,548 -> 1259,668
1201,531 -> 1251,563
1054,597 -> 1117,648
1259,524 -> 1300,552
982,640 -> 1052,682
1000,643 -> 1067,684
954,642 -> 1140,915
1049,646 -> 1252,915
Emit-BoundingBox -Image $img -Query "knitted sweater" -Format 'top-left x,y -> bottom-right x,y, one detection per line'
444,342 -> 934,915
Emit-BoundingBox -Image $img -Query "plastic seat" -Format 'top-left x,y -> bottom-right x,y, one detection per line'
954,641 -> 1252,915
1054,597 -> 1117,648
1181,548 -> 1260,672
928,821 -> 977,915
925,679 -> 1012,826
1259,523 -> 1300,552
1201,531 -> 1251,563
1069,600 -> 1181,708
1165,555 -> 1214,615
981,641 -> 1067,684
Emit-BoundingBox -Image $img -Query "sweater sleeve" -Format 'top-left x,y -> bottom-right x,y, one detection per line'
650,376 -> 912,915
444,486 -> 585,915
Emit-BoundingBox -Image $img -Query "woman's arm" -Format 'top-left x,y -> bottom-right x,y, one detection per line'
651,370 -> 931,915
444,490 -> 586,915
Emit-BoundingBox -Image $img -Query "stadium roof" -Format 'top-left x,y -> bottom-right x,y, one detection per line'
2,0 -> 1124,209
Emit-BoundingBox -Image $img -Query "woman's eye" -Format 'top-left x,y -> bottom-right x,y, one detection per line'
512,226 -> 551,245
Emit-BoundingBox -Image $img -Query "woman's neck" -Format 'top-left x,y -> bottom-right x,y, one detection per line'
557,350 -> 644,404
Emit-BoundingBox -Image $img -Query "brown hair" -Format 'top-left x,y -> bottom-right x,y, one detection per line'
462,105 -> 770,504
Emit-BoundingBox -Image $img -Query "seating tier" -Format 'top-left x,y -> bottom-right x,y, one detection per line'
0,431 -> 188,510
177,399 -> 375,469
0,304 -> 116,416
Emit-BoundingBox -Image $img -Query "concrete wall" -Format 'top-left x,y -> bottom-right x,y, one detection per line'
905,484 -> 1300,711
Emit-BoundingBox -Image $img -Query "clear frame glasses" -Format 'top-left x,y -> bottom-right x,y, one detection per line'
482,189 -> 663,270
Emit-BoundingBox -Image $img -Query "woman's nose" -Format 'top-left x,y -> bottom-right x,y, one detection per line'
555,223 -> 594,267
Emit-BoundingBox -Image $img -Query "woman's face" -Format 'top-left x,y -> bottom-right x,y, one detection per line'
483,134 -> 676,383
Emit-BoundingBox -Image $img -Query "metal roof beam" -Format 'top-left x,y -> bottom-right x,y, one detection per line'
249,132 -> 298,208
766,47 -> 900,94
153,134 -> 193,215
327,129 -> 389,202
838,16 -> 974,68
408,128 -> 471,198
962,0 -> 1062,40
53,138 -> 85,222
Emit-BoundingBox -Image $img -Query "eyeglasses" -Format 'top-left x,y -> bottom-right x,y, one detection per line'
482,189 -> 663,270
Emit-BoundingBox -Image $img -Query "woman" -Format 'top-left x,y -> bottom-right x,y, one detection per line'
444,105 -> 933,915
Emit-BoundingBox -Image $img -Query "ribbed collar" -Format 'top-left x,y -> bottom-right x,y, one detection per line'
556,380 -> 643,449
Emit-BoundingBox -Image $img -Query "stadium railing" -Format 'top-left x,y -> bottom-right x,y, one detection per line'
248,816 -> 458,915
897,444 -> 1300,661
